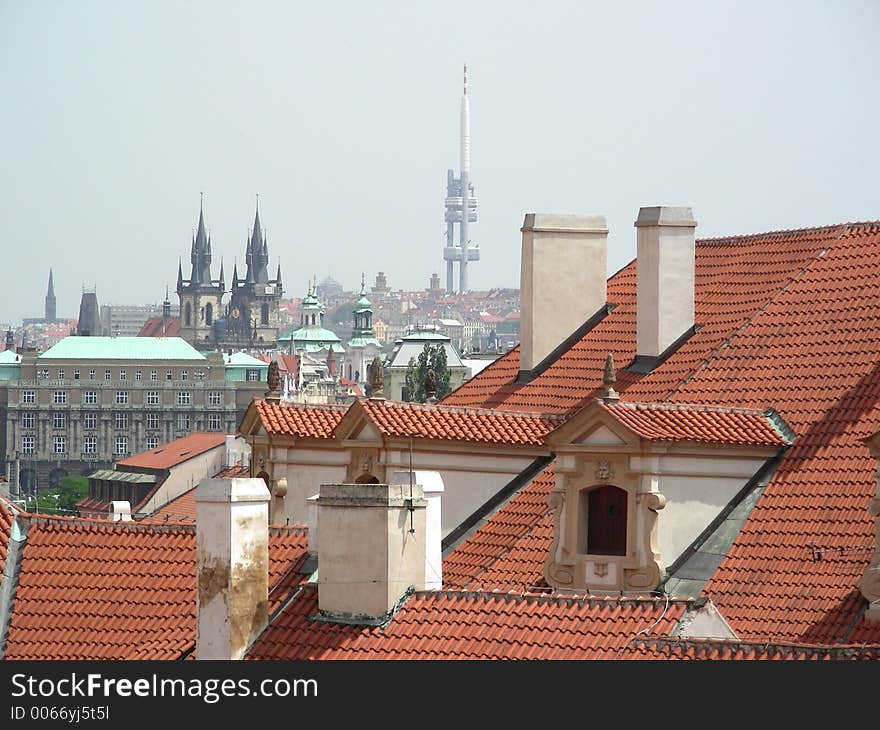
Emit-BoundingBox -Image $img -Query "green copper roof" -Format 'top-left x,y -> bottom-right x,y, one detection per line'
223,351 -> 267,367
347,337 -> 381,348
281,326 -> 342,344
39,336 -> 206,361
0,350 -> 21,364
402,330 -> 450,342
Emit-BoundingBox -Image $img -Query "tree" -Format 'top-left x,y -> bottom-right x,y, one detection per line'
402,343 -> 453,402
58,475 -> 89,513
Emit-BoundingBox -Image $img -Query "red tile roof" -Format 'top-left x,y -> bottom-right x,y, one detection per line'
254,400 -> 348,438
347,398 -> 562,446
137,317 -> 180,338
148,489 -> 197,523
624,637 -> 880,660
444,466 -> 555,592
598,401 -> 791,446
116,432 -> 227,470
0,497 -> 15,578
247,587 -> 690,660
3,516 -> 309,660
442,221 -> 880,645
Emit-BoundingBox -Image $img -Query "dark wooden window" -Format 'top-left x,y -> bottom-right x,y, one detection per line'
587,485 -> 627,556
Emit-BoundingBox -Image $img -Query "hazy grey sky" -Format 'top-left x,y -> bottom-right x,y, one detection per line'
2,1 -> 879,325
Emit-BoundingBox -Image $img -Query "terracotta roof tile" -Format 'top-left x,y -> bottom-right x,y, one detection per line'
441,221 -> 880,645
247,587 -> 690,660
625,637 -> 880,660
598,401 -> 790,446
3,516 -> 308,660
116,432 -> 227,470
255,401 -> 347,438
352,398 -> 562,446
136,317 -> 180,338
0,497 -> 14,578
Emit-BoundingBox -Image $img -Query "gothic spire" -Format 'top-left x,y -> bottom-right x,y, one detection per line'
275,261 -> 283,291
232,261 -> 239,290
219,258 -> 225,290
177,258 -> 184,293
45,268 -> 56,321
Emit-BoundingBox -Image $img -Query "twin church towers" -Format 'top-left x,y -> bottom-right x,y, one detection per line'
176,195 -> 283,349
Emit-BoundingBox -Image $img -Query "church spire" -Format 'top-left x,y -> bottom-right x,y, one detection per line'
245,195 -> 270,285
189,194 -> 213,287
232,261 -> 239,290
45,268 -> 56,321
176,258 -> 184,293
275,261 -> 283,292
219,258 -> 225,290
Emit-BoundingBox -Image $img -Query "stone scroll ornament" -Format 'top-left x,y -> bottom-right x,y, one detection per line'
543,491 -> 574,586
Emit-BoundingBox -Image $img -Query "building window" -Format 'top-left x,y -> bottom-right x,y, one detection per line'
104,369 -> 111,381
89,369 -> 96,380
83,435 -> 97,454
195,370 -> 205,380
21,435 -> 35,454
146,413 -> 160,430
53,435 -> 66,454
114,412 -> 128,430
21,390 -> 35,404
57,369 -> 65,380
145,436 -> 159,450
166,370 -> 173,381
37,369 -> 49,380
114,436 -> 128,455
185,302 -> 191,326
150,369 -> 158,381
53,390 -> 67,404
83,412 -> 97,429
177,413 -> 190,431
246,369 -> 260,382
135,370 -> 142,381
84,390 -> 97,405
176,391 -> 191,405
205,303 -> 213,325
207,413 -> 223,431
582,485 -> 628,557
116,391 -> 128,404
208,391 -> 222,405
261,303 -> 269,325
21,412 -> 35,429
52,412 -> 66,429
119,370 -> 127,380
181,369 -> 188,381
146,391 -> 160,405
74,369 -> 80,380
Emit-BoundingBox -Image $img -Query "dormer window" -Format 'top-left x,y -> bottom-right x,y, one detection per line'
581,485 -> 627,556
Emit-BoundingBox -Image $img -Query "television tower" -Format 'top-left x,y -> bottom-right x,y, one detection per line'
443,64 -> 479,293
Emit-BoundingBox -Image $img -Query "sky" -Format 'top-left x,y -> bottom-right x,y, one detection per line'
1,1 -> 879,325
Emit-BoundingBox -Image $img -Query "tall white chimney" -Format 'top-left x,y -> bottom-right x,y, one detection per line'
317,482 -> 426,624
195,477 -> 270,660
391,470 -> 444,590
519,214 -> 608,373
635,206 -> 697,364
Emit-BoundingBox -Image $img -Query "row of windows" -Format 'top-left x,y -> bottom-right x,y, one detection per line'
22,412 -> 227,431
36,369 -> 208,382
21,390 -> 225,405
19,414 -> 226,454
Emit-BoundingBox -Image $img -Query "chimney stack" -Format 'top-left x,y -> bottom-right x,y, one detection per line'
634,206 -> 697,365
391,470 -> 444,590
196,478 -> 270,660
317,482 -> 426,624
519,214 -> 608,374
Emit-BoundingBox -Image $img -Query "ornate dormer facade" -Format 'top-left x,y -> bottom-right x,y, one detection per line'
345,274 -> 382,384
224,199 -> 283,348
177,197 -> 225,348
543,389 -> 791,596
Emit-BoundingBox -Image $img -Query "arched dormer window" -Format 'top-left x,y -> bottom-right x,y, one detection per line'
580,484 -> 627,556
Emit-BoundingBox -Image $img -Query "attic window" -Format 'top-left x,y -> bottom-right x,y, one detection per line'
580,485 -> 627,556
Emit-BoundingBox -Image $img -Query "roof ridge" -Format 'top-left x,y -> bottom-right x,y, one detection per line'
415,588 -> 695,608
23,513 -> 197,533
634,636 -> 880,658
368,397 -> 565,421
695,221 -> 857,244
606,400 -> 773,416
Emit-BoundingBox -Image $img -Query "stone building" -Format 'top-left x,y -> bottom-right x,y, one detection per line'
0,336 -> 266,493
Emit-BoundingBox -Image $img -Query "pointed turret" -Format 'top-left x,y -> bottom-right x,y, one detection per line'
177,259 -> 184,293
231,262 -> 239,291
244,196 -> 270,285
219,258 -> 225,290
275,262 -> 283,292
163,286 -> 172,319
189,194 -> 213,286
45,268 -> 57,321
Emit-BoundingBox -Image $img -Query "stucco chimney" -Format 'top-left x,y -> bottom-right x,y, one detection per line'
306,494 -> 319,556
225,435 -> 236,468
391,470 -> 444,590
109,501 -> 132,522
317,482 -> 427,624
519,213 -> 608,374
195,478 -> 270,660
634,206 -> 697,364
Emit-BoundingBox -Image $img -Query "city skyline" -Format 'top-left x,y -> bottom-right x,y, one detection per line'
2,2 -> 879,325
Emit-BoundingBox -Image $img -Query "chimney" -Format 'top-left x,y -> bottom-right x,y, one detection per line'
307,494 -> 319,556
317,482 -> 426,624
224,434 -> 236,468
195,478 -> 270,660
519,214 -> 608,373
391,470 -> 444,590
109,501 -> 132,522
634,206 -> 697,365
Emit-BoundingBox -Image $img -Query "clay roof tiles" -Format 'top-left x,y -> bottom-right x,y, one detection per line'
441,221 -> 880,646
116,432 -> 227,470
3,516 -> 309,660
254,400 -> 347,438
247,587 -> 690,660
